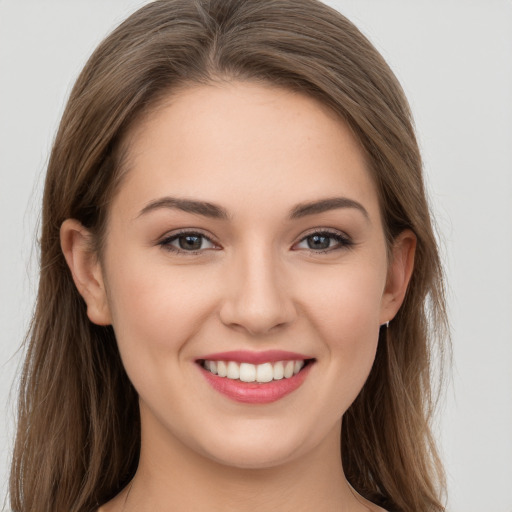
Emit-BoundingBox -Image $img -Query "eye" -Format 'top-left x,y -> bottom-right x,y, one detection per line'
294,230 -> 352,252
159,231 -> 218,254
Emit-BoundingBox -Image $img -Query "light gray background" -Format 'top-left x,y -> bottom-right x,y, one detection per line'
1,1 -> 511,511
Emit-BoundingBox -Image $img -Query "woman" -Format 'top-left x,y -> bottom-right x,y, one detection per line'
10,0 -> 448,511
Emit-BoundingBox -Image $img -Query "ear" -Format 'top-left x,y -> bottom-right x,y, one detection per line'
60,219 -> 112,326
380,229 -> 417,325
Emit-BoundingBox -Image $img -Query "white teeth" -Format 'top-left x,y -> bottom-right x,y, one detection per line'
239,363 -> 256,382
227,361 -> 240,380
273,361 -> 284,380
256,363 -> 273,383
284,361 -> 294,378
217,360 -> 227,377
202,359 -> 309,382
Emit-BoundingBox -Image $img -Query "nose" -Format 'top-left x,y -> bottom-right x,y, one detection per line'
218,246 -> 297,336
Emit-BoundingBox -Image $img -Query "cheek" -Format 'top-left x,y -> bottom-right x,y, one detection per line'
299,261 -> 385,408
304,260 -> 385,339
104,257 -> 217,366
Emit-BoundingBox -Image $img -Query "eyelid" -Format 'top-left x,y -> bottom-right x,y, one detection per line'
292,228 -> 354,252
156,227 -> 353,255
158,229 -> 221,254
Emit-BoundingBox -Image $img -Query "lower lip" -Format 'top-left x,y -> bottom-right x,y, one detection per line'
198,362 -> 314,404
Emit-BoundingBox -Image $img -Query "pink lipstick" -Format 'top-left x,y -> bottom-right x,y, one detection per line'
196,350 -> 314,404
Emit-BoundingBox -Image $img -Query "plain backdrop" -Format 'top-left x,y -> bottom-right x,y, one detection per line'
1,1 -> 511,511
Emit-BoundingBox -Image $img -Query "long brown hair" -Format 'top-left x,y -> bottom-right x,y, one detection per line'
10,1 -> 449,511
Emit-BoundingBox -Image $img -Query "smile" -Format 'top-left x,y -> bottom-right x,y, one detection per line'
201,359 -> 308,382
196,351 -> 315,404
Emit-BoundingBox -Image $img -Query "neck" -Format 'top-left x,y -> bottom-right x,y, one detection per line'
117,415 -> 370,512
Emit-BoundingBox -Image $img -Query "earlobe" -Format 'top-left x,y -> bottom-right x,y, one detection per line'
60,219 -> 112,326
380,229 -> 416,324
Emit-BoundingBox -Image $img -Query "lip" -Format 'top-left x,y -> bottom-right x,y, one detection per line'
197,357 -> 315,404
197,350 -> 313,365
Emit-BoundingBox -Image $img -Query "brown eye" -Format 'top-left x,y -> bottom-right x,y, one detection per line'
178,235 -> 203,250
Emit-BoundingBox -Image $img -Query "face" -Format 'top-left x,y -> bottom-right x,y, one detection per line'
65,82 -> 413,470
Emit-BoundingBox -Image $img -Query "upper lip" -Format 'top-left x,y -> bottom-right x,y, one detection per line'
197,350 -> 314,365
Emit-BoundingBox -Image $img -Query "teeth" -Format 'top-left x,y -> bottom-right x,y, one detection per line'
227,361 -> 239,380
284,360 -> 294,378
240,363 -> 256,382
273,361 -> 284,380
207,360 -> 217,374
202,359 -> 308,382
217,361 -> 227,377
256,362 -> 273,383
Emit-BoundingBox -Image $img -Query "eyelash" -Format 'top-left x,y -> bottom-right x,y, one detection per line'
158,229 -> 353,255
158,230 -> 218,255
294,229 -> 354,253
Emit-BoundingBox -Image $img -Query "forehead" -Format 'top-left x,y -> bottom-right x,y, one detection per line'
113,81 -> 380,222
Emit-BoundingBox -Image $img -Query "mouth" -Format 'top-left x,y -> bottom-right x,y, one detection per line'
195,351 -> 316,404
198,358 -> 315,383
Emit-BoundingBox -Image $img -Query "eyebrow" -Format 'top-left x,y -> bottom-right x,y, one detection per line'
137,197 -> 229,220
289,197 -> 369,221
137,196 -> 369,221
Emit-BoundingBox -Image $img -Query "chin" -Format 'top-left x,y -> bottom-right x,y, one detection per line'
192,421 -> 318,470
205,443 -> 301,470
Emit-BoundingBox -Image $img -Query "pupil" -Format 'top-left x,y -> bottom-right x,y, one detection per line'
308,235 -> 330,250
179,235 -> 202,250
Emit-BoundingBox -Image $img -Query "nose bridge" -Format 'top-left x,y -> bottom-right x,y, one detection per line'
219,239 -> 295,335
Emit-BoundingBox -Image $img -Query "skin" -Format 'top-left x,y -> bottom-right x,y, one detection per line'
61,81 -> 415,512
